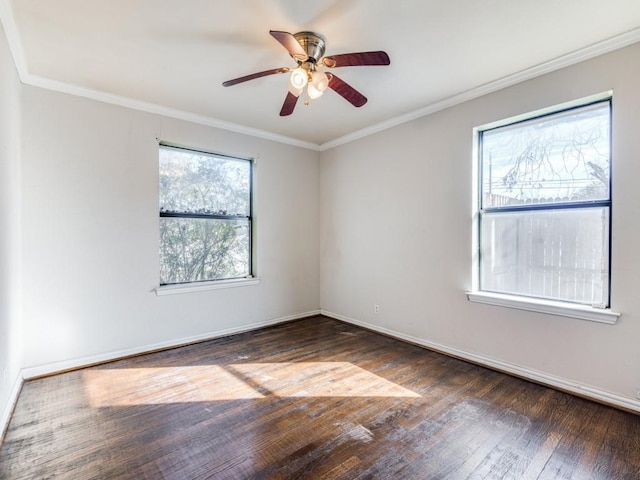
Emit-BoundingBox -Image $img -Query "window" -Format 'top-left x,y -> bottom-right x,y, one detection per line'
477,97 -> 611,309
159,144 -> 252,285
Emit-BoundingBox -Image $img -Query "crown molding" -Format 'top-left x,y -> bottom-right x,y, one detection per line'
0,0 -> 27,82
25,74 -> 321,151
1,0 -> 639,152
319,26 -> 640,151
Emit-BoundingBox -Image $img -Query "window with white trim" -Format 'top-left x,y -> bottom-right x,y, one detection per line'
477,98 -> 611,308
159,144 -> 253,285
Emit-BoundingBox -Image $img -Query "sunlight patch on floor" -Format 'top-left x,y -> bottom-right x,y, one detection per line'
82,362 -> 421,407
83,366 -> 265,407
229,362 -> 422,398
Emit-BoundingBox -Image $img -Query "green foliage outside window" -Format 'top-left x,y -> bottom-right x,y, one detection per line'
159,145 -> 252,285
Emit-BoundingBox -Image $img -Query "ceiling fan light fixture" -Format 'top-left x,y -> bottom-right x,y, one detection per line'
222,30 -> 390,116
290,67 -> 308,90
311,70 -> 329,92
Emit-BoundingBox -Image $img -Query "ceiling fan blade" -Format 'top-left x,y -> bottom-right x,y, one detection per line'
222,67 -> 290,87
269,30 -> 308,61
280,91 -> 299,116
322,51 -> 390,68
327,74 -> 367,108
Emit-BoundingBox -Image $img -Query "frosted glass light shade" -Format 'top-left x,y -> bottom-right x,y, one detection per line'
288,84 -> 303,96
307,83 -> 324,99
311,71 -> 329,91
290,68 -> 308,89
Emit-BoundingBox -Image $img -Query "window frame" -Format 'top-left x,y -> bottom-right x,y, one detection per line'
156,143 -> 256,293
467,93 -> 620,324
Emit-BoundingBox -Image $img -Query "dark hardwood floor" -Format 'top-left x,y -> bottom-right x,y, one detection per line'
1,316 -> 639,479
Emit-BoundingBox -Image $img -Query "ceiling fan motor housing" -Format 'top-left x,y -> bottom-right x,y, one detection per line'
293,31 -> 326,63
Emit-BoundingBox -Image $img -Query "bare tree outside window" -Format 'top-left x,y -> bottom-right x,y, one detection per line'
159,145 -> 252,285
479,100 -> 611,306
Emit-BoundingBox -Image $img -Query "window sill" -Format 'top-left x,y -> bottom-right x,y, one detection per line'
155,277 -> 260,296
466,291 -> 620,324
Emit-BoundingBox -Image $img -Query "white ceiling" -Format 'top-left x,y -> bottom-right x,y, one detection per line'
4,0 -> 640,149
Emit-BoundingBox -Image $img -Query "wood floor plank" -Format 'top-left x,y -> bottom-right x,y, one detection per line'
1,316 -> 639,479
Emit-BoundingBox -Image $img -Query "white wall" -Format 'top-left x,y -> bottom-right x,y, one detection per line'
320,43 -> 640,404
0,21 -> 22,433
20,87 -> 320,370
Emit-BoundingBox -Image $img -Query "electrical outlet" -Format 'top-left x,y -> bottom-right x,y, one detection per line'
374,304 -> 380,314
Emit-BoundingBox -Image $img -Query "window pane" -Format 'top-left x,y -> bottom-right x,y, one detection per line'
159,147 -> 250,216
160,218 -> 250,284
482,102 -> 610,208
480,207 -> 609,306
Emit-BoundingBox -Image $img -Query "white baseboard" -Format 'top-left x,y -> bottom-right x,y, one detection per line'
0,374 -> 23,445
22,310 -> 321,380
321,309 -> 640,414
16,308 -> 638,417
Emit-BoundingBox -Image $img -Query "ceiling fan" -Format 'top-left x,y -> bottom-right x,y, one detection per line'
222,30 -> 390,116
